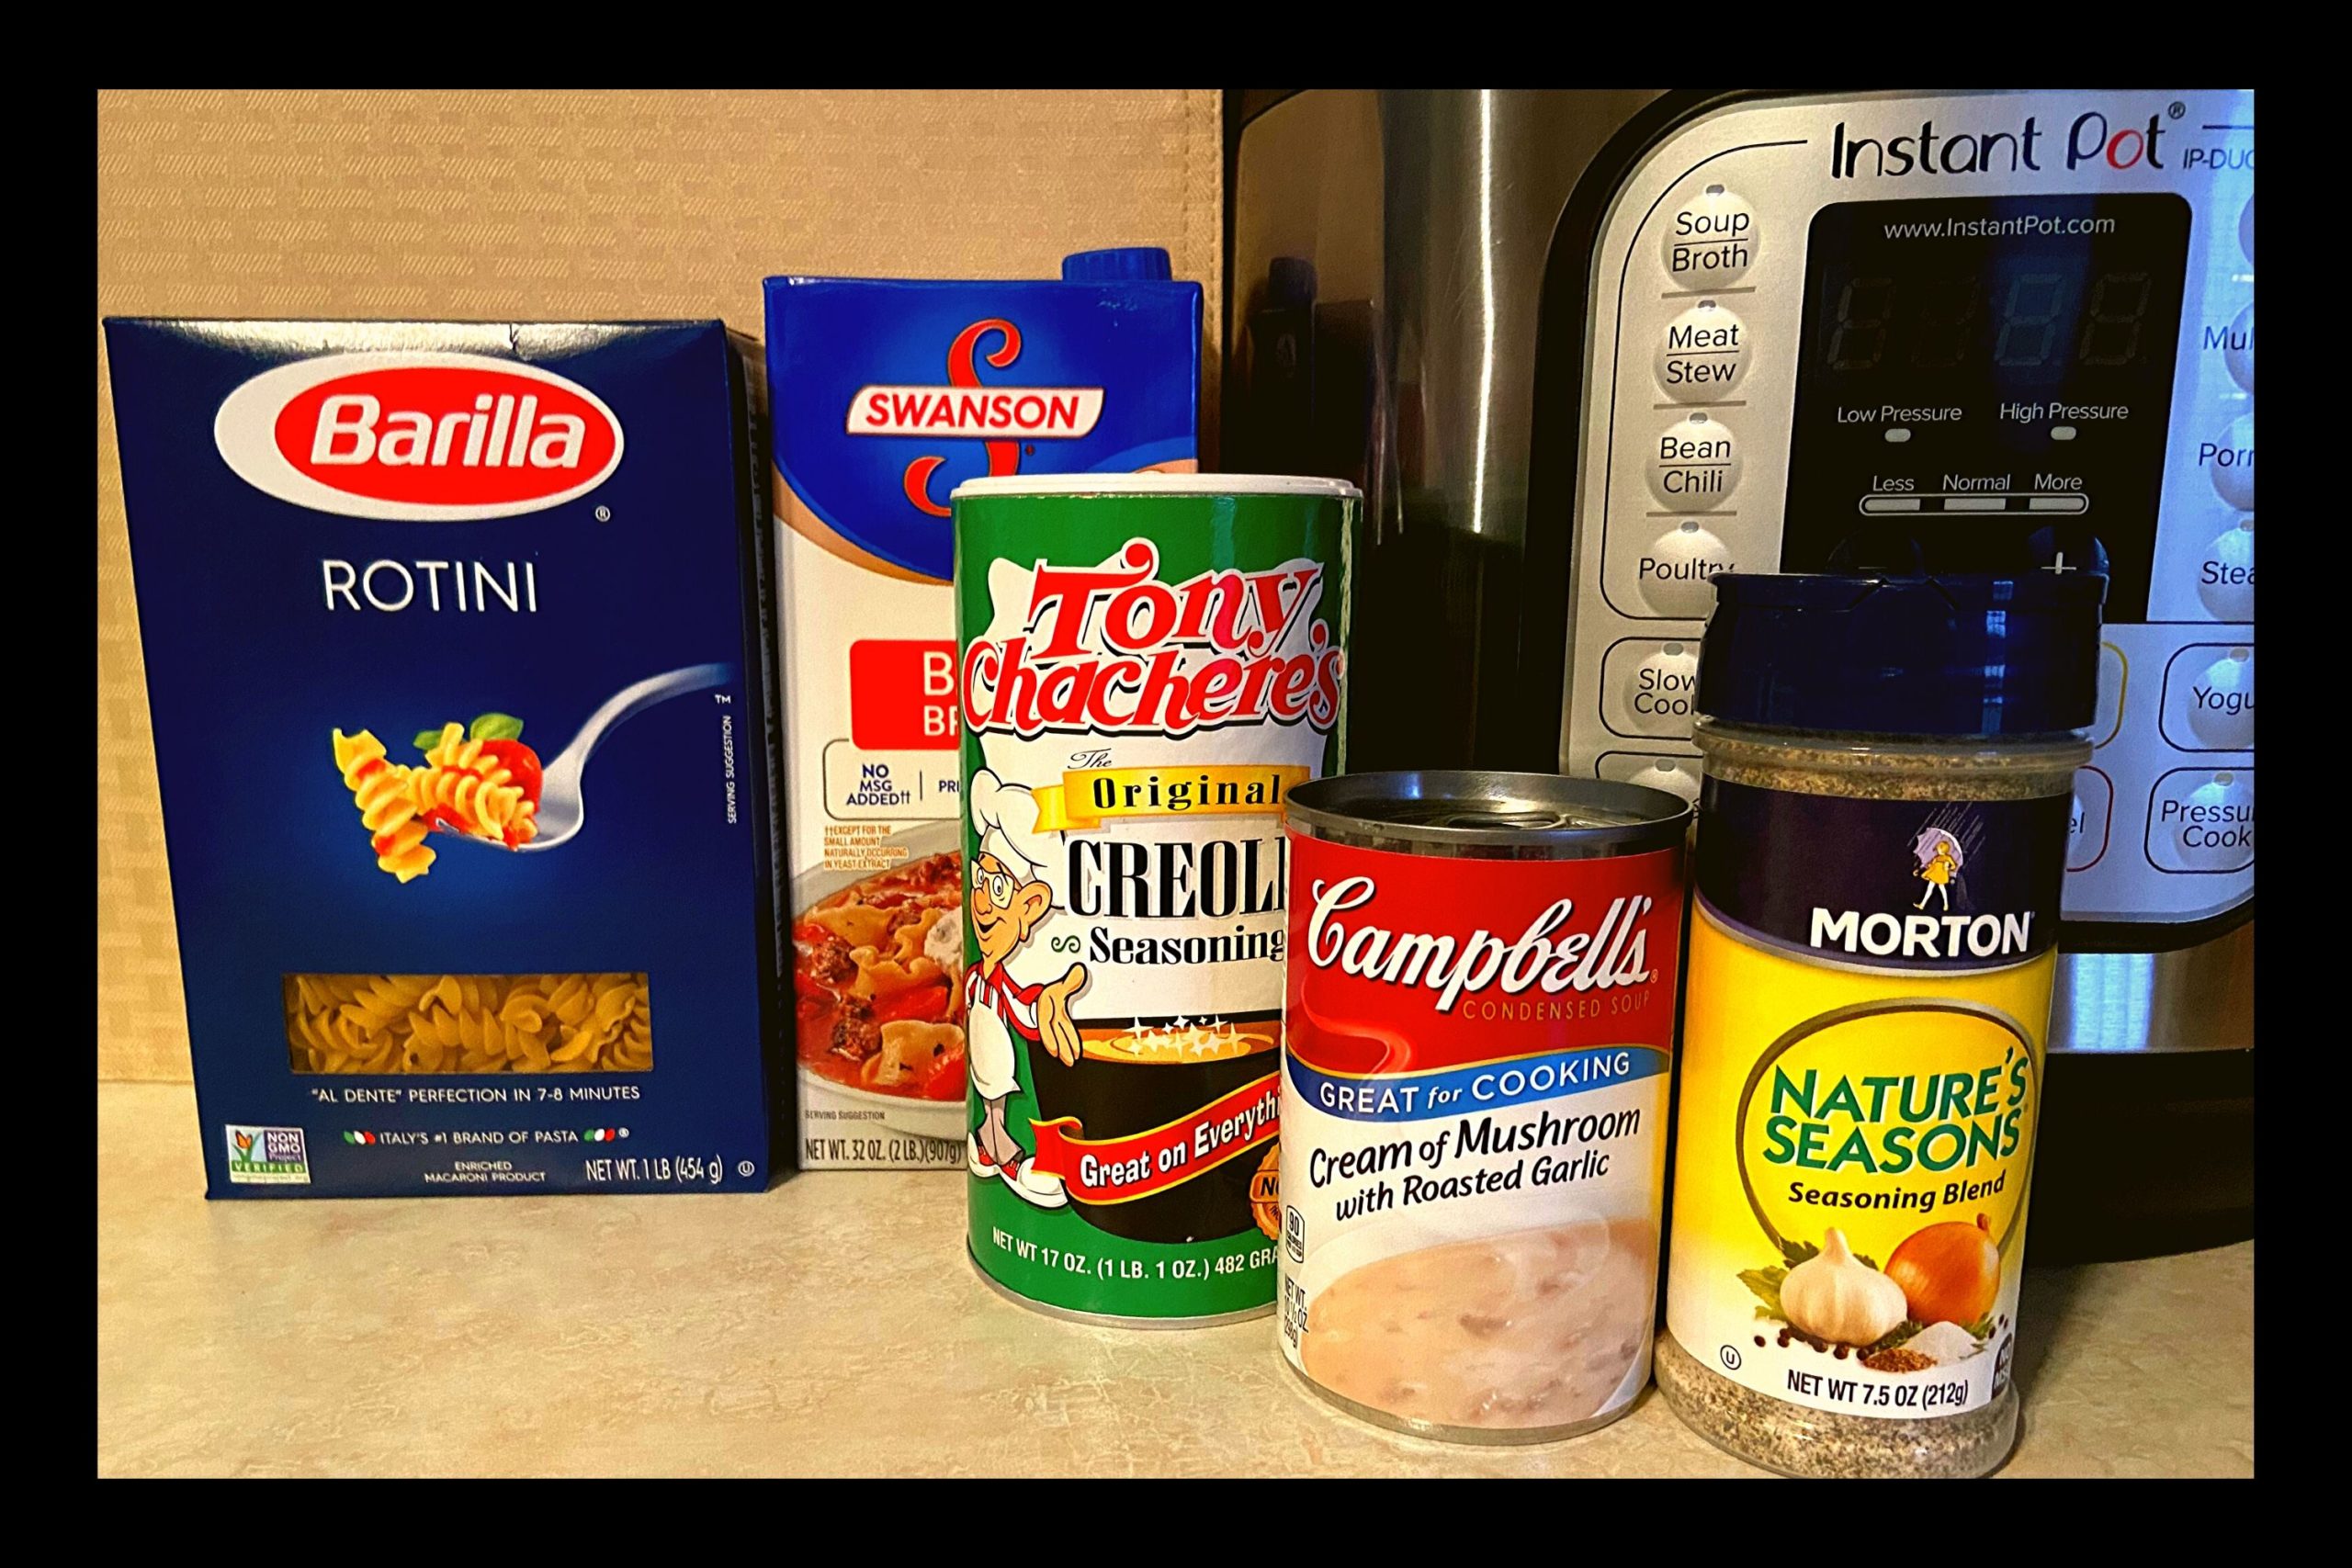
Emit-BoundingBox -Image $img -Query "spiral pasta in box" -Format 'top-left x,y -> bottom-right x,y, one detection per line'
105,319 -> 784,1198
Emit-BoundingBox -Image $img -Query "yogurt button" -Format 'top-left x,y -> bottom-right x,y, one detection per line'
1654,299 -> 1750,401
2195,516 -> 2255,622
1659,186 -> 1757,288
1600,638 -> 1702,739
1596,751 -> 1702,804
2203,413 -> 2254,511
2163,644 -> 2255,751
2146,768 -> 2254,874
1647,412 -> 1740,510
1633,521 -> 1736,616
2223,302 -> 2253,394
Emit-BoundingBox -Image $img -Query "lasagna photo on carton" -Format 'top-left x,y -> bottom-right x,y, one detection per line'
105,320 -> 785,1198
765,248 -> 1203,1170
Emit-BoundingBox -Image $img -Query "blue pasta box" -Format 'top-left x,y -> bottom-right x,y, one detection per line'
104,319 -> 786,1197
765,248 -> 1202,1170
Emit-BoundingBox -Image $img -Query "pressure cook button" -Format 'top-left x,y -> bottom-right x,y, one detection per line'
2224,302 -> 2254,394
2203,413 -> 2254,511
2146,768 -> 2255,874
1633,520 -> 1737,616
1600,638 -> 1702,739
1654,299 -> 1751,401
1595,751 -> 1702,804
2161,643 -> 2255,752
2196,515 -> 2255,621
1659,186 -> 1757,288
1646,412 -> 1740,509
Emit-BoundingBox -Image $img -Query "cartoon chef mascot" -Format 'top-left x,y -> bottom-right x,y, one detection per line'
966,769 -> 1090,1207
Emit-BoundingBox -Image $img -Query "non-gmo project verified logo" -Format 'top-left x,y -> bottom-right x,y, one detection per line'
225,1124 -> 311,1185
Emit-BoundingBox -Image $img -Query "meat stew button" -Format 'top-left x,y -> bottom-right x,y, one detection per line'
1654,300 -> 1750,401
1646,412 -> 1740,509
2146,768 -> 2254,874
1658,185 -> 1757,288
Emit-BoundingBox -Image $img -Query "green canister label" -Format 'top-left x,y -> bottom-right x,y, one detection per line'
954,478 -> 1355,1321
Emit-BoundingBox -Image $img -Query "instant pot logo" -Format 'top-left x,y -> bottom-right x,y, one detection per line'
845,317 -> 1105,517
214,353 -> 625,521
1829,109 -> 2170,180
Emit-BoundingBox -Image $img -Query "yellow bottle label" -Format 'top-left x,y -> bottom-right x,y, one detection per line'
1667,778 -> 2060,1418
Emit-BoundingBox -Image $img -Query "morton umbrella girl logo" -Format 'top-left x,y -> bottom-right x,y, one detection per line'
1908,807 -> 1986,912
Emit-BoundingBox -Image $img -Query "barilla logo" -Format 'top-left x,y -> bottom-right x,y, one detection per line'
843,319 -> 1104,517
1305,880 -> 1657,1014
962,539 -> 1342,740
1830,109 -> 2169,179
213,352 -> 625,520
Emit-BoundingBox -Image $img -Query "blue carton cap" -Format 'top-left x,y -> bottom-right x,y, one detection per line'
1697,570 -> 2108,739
1062,246 -> 1173,282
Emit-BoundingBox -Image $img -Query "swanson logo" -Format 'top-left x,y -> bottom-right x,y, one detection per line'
844,318 -> 1104,518
213,352 -> 626,520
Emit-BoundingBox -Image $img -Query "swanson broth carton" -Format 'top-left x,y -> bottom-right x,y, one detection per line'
765,248 -> 1202,1170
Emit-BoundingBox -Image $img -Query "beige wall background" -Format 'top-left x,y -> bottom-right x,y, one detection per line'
97,88 -> 1224,1081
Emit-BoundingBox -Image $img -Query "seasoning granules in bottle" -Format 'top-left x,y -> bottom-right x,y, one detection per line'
1653,569 -> 2104,1479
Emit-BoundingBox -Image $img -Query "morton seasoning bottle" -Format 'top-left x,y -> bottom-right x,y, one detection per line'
1653,570 -> 2103,1478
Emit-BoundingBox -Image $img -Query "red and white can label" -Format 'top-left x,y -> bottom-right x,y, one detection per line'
1277,832 -> 1683,1436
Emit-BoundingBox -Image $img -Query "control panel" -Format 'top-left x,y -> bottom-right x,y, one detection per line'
1561,88 -> 2253,925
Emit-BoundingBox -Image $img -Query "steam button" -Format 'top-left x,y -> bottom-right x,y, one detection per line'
1659,186 -> 1757,288
1654,300 -> 1751,401
1600,638 -> 1702,739
2195,516 -> 2255,622
2146,768 -> 2254,874
1646,412 -> 1741,510
1634,520 -> 1736,616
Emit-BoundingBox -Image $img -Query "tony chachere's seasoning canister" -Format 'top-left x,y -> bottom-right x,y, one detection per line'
1654,570 -> 2105,1478
1280,772 -> 1690,1441
953,474 -> 1357,1326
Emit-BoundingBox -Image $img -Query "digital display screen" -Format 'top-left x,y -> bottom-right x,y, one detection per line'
1781,194 -> 2191,622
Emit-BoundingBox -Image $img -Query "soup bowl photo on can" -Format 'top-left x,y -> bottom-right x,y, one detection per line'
1026,1012 -> 1283,1246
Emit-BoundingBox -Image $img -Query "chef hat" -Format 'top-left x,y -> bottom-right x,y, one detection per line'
968,769 -> 1053,887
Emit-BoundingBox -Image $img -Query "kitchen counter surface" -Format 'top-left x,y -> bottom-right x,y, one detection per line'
97,1082 -> 2254,1478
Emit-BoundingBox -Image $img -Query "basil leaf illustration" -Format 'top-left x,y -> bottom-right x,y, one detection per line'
469,713 -> 524,742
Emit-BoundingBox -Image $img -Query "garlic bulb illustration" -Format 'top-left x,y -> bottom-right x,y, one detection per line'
1779,1228 -> 1909,1346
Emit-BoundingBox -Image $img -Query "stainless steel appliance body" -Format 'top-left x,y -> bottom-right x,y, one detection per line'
1227,88 -> 2253,1257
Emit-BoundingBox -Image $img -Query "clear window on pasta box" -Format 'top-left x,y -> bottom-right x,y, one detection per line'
286,974 -> 651,1076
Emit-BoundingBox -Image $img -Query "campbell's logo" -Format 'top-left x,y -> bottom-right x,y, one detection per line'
214,352 -> 625,520
844,318 -> 1103,517
1305,877 -> 1658,1014
962,538 -> 1342,740
1830,109 -> 2169,180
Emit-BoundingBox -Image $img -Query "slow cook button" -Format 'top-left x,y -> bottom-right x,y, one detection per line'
1633,520 -> 1736,616
1600,638 -> 1702,739
2195,514 -> 2255,621
2203,413 -> 2254,511
2067,765 -> 2114,874
1595,750 -> 1702,804
2161,643 -> 2255,751
2146,767 -> 2255,874
1659,185 -> 1757,288
1654,299 -> 1750,400
1646,411 -> 1740,509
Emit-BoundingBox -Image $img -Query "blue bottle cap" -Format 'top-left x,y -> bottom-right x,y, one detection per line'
1061,246 -> 1174,282
1697,570 -> 2108,738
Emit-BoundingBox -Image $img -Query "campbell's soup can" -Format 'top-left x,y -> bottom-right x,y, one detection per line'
1278,773 -> 1690,1440
952,473 -> 1358,1325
